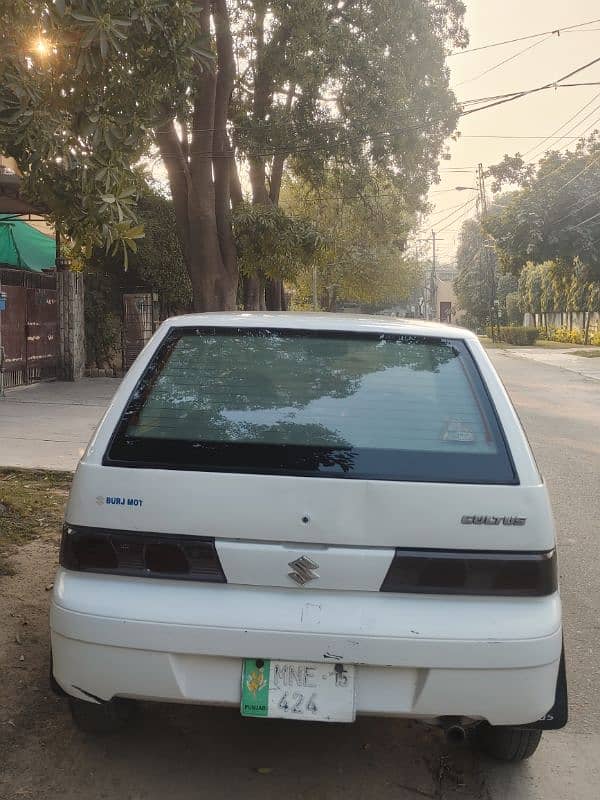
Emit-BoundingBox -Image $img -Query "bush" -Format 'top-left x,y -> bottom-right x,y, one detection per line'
490,326 -> 539,345
551,326 -> 584,344
504,292 -> 522,325
591,330 -> 600,346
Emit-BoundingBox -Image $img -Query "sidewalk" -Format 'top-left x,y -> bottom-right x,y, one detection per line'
499,347 -> 600,381
0,378 -> 119,471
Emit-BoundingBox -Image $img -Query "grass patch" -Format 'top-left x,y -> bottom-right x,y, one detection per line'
478,336 -> 513,349
569,349 -> 600,358
532,339 -> 586,350
479,336 -> 593,351
0,469 -> 71,575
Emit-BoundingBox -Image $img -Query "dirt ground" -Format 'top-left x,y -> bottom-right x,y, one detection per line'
1,421 -> 599,800
0,471 -> 492,800
0,535 -> 494,800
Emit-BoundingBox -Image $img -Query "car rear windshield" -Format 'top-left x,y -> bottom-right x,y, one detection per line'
105,327 -> 517,484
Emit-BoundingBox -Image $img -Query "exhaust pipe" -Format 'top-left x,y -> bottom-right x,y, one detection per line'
445,724 -> 466,743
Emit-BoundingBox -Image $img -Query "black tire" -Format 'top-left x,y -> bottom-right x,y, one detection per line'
68,696 -> 137,735
49,653 -> 67,697
471,723 -> 543,762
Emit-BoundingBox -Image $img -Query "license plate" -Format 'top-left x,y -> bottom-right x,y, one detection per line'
241,659 -> 356,722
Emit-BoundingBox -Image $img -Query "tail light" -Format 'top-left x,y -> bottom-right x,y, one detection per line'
60,525 -> 226,583
380,548 -> 557,597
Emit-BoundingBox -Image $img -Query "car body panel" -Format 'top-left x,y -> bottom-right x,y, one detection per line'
51,313 -> 564,728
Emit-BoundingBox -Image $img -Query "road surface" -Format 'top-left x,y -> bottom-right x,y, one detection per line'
0,351 -> 598,799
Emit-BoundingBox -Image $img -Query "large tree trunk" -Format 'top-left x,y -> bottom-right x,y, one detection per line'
212,0 -> 239,308
155,2 -> 238,312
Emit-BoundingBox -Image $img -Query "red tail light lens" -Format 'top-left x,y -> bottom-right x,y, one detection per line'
380,549 -> 557,597
60,525 -> 226,583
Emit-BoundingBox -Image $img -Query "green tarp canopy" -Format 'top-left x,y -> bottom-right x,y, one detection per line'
0,214 -> 55,272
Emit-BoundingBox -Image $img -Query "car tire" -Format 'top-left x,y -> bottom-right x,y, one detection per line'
49,652 -> 67,697
471,723 -> 543,762
68,696 -> 137,735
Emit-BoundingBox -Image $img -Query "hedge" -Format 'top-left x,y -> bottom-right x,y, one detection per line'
487,326 -> 539,345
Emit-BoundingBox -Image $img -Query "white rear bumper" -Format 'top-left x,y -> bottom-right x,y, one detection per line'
50,569 -> 562,726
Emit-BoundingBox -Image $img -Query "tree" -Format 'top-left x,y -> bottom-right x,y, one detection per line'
485,135 -> 600,278
1,3 -> 210,271
230,0 -> 467,308
497,273 -> 518,323
232,202 -> 324,305
454,217 -> 498,330
281,171 -> 421,309
1,1 -> 235,310
2,1 -> 467,311
85,190 -> 192,368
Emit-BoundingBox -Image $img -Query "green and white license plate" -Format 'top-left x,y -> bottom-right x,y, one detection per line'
241,659 -> 356,723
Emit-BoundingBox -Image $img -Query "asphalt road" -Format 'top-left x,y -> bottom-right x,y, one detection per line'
1,352 -> 599,799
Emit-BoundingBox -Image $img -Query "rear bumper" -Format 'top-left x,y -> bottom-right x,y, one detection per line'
50,569 -> 563,726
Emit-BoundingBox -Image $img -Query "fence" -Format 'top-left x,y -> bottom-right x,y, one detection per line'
524,311 -> 600,333
0,267 -> 58,388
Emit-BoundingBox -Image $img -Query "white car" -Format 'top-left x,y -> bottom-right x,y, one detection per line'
50,313 -> 567,760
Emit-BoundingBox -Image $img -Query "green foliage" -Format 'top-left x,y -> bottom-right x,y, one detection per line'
84,191 -> 190,367
505,291 -> 522,325
84,276 -> 122,369
281,172 -> 421,307
2,1 -> 468,310
485,134 -> 600,278
518,260 -> 600,315
453,217 -> 497,329
231,1 -> 467,217
0,0 -> 212,261
130,193 -> 191,310
551,326 -> 584,344
232,203 -> 324,281
488,326 -> 538,346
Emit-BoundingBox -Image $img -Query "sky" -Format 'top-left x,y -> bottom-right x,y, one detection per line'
424,0 -> 600,267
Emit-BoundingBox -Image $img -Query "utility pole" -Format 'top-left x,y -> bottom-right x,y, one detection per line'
478,162 -> 497,340
417,232 -> 443,320
430,230 -> 437,322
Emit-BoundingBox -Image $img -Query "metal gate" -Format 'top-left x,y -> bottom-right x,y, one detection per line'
0,268 -> 58,389
122,292 -> 159,370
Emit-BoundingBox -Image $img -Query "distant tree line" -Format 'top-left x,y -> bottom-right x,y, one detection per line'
454,134 -> 600,341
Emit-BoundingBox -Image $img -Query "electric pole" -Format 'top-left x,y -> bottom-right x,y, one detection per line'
431,230 -> 437,322
417,232 -> 443,320
478,162 -> 497,340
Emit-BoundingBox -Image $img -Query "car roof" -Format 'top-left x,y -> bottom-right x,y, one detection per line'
163,312 -> 476,340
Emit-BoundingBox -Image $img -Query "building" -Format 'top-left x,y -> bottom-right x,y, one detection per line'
434,266 -> 463,324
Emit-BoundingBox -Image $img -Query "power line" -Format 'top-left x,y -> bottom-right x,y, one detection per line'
522,89 -> 600,160
437,199 -> 478,235
552,187 -> 600,225
460,55 -> 600,119
569,208 -> 600,230
454,35 -> 553,88
151,58 -> 600,168
448,17 -> 600,57
427,196 -> 477,218
419,197 -> 477,234
460,134 -> 594,140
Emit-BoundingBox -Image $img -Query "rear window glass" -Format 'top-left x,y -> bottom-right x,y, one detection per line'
105,328 -> 516,484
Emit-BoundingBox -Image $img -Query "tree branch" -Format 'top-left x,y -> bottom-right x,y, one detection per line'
155,119 -> 191,264
213,0 -> 238,278
269,84 -> 295,204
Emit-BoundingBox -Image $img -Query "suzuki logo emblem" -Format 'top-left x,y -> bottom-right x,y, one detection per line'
288,556 -> 320,586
